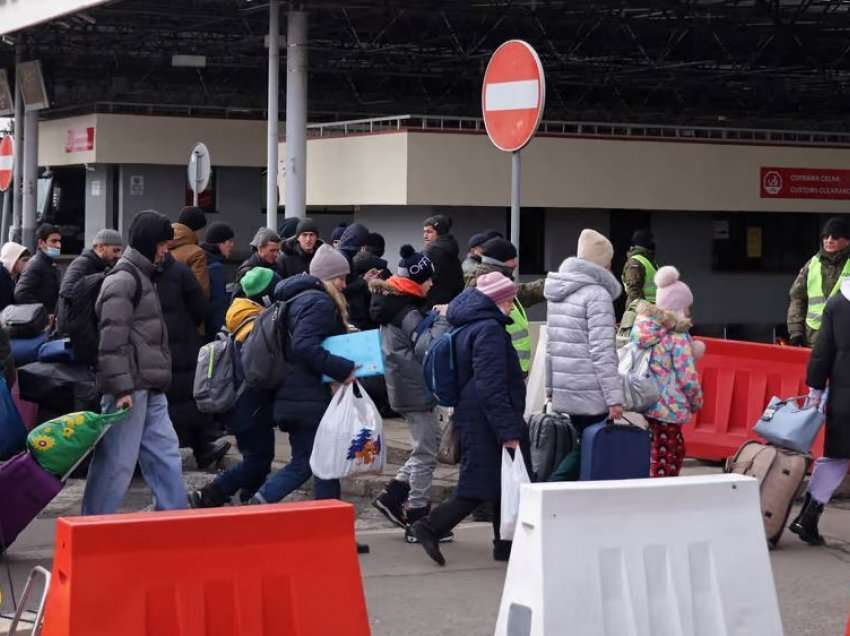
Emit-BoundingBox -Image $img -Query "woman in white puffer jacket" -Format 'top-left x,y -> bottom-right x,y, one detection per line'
544,229 -> 625,481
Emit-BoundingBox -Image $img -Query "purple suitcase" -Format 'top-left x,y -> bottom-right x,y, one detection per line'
0,452 -> 62,550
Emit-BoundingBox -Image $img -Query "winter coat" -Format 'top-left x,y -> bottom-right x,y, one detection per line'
0,266 -> 13,313
424,234 -> 465,308
368,278 -> 441,413
462,255 -> 481,279
272,275 -> 355,428
14,249 -> 61,313
156,254 -> 207,430
346,251 -> 391,332
788,247 -> 850,346
632,302 -> 703,424
235,252 -> 280,286
96,247 -> 171,397
202,244 -> 228,338
807,281 -> 850,458
276,238 -> 323,279
170,223 -> 209,298
465,261 -> 545,309
545,257 -> 625,416
55,249 -> 107,335
447,288 -> 527,501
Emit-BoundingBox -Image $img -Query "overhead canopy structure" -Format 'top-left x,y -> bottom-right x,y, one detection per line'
1,0 -> 849,129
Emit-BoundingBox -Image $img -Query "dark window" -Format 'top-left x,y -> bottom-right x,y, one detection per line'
514,207 -> 545,275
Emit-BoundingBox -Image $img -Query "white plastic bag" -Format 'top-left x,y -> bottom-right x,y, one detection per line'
524,325 -> 548,420
309,381 -> 385,480
499,448 -> 531,541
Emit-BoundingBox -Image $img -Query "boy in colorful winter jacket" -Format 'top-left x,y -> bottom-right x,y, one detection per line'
632,266 -> 704,477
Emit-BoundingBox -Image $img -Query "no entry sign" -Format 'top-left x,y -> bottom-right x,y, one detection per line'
0,135 -> 13,192
482,40 -> 546,152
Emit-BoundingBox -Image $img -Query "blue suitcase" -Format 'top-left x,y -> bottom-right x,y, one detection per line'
10,332 -> 48,366
579,421 -> 651,481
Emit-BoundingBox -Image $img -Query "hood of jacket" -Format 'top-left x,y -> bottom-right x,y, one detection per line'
170,223 -> 199,249
634,301 -> 692,347
337,223 -> 370,260
226,297 -> 263,342
369,278 -> 424,325
428,234 -> 460,260
274,272 -> 325,302
446,287 -> 509,327
544,257 -> 622,303
1,242 -> 28,275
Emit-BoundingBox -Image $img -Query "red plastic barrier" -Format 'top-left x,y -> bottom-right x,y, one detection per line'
41,500 -> 370,636
684,338 -> 824,461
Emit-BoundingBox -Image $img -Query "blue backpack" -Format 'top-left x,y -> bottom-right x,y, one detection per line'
423,325 -> 469,407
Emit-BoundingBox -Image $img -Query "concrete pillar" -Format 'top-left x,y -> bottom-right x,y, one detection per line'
266,0 -> 280,230
11,42 -> 23,242
21,108 -> 38,250
285,10 -> 308,221
84,164 -> 114,246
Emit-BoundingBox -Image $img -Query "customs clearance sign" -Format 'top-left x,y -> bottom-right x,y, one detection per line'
761,167 -> 850,200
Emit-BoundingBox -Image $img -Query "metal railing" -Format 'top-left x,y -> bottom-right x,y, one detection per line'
307,114 -> 850,147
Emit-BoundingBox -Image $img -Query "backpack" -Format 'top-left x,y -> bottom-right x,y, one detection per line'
64,263 -> 142,366
193,317 -> 254,414
528,407 -> 576,482
1,303 -> 48,339
422,324 -> 470,407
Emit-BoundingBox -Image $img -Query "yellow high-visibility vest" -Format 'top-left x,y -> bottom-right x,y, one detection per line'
806,255 -> 850,331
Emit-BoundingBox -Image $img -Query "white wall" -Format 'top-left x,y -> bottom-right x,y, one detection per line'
39,114 -> 97,166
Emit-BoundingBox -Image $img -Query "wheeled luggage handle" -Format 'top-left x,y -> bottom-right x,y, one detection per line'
7,565 -> 51,636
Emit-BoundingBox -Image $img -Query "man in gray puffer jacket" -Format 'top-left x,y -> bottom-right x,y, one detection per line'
545,229 -> 625,481
82,210 -> 187,515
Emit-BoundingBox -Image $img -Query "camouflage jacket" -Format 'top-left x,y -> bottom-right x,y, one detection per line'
788,247 -> 850,346
622,246 -> 657,309
465,261 -> 545,309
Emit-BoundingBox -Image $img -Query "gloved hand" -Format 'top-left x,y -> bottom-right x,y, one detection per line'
789,334 -> 806,347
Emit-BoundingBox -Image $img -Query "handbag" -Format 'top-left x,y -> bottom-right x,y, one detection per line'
617,342 -> 659,413
1,303 -> 48,338
753,395 -> 825,454
436,406 -> 460,465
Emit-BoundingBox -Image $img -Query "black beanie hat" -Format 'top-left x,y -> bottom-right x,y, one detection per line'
205,222 -> 235,245
423,214 -> 452,236
177,206 -> 207,232
631,229 -> 655,251
330,223 -> 349,243
279,217 -> 299,240
129,210 -> 174,263
481,238 -> 518,263
295,217 -> 319,237
398,244 -> 434,285
365,232 -> 386,258
821,217 -> 850,240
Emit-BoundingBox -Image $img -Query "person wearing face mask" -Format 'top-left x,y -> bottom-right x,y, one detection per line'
632,266 -> 704,478
411,272 -> 529,566
544,229 -> 625,482
14,223 -> 63,313
82,210 -> 187,515
56,229 -> 124,337
0,242 -> 29,312
788,217 -> 850,348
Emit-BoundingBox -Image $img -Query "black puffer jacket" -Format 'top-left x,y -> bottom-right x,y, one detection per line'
14,249 -> 61,313
235,252 -> 281,285
425,234 -> 464,308
0,267 -> 13,313
277,238 -> 323,280
272,275 -> 355,428
56,249 -> 107,335
345,251 -> 391,331
156,254 -> 207,421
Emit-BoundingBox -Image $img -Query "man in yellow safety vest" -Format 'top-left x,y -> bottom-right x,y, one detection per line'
465,237 -> 544,376
618,229 -> 659,342
788,217 -> 850,347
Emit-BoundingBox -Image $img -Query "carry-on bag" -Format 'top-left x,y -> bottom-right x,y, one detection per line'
1,303 -> 47,339
725,440 -> 810,547
528,405 -> 575,482
580,419 -> 651,481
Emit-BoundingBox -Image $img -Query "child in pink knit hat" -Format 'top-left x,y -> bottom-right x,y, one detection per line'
632,266 -> 704,477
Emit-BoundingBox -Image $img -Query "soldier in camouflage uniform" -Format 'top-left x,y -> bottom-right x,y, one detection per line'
788,217 -> 850,347
618,230 -> 659,343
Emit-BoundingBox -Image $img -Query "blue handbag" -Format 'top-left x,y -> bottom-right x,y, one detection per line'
753,395 -> 824,454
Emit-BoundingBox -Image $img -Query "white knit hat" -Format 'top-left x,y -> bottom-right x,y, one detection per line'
576,229 -> 614,269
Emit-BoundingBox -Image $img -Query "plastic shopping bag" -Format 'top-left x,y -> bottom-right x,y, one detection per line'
524,326 -> 548,420
309,381 -> 385,480
499,448 -> 531,541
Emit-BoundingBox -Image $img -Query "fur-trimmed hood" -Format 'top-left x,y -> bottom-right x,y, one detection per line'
635,301 -> 692,333
635,300 -> 705,359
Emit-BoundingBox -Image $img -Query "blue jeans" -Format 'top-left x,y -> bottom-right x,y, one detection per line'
213,419 -> 275,502
82,390 -> 187,515
256,424 -> 340,503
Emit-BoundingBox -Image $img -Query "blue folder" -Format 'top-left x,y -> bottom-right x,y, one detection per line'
321,329 -> 384,383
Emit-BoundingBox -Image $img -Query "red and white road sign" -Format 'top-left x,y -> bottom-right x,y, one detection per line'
0,135 -> 13,192
482,40 -> 546,153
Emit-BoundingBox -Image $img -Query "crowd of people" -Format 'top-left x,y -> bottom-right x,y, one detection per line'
3,209 -> 848,562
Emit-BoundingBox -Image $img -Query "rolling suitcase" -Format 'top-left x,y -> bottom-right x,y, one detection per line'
528,408 -> 576,482
725,440 -> 810,548
579,420 -> 651,481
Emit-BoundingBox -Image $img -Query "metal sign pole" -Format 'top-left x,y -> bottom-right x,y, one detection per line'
511,150 -> 521,270
192,151 -> 199,206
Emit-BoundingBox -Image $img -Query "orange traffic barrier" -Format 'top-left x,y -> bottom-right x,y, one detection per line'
41,500 -> 370,636
684,337 -> 823,461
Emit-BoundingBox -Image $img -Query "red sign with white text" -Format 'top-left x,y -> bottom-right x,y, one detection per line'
760,167 -> 850,200
65,127 -> 95,153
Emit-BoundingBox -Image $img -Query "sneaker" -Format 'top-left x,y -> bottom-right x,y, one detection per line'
405,525 -> 454,544
372,479 -> 410,529
411,521 -> 445,566
188,483 -> 227,509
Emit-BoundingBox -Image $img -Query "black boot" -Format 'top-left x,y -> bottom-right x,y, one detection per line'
404,506 -> 455,544
196,438 -> 232,470
188,482 -> 228,509
789,493 -> 826,546
372,479 -> 410,528
492,540 -> 512,562
411,521 -> 445,566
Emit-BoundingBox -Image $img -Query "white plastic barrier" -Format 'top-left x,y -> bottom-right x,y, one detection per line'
494,475 -> 783,636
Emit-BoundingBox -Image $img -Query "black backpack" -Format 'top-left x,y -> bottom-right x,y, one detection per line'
64,263 -> 142,366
